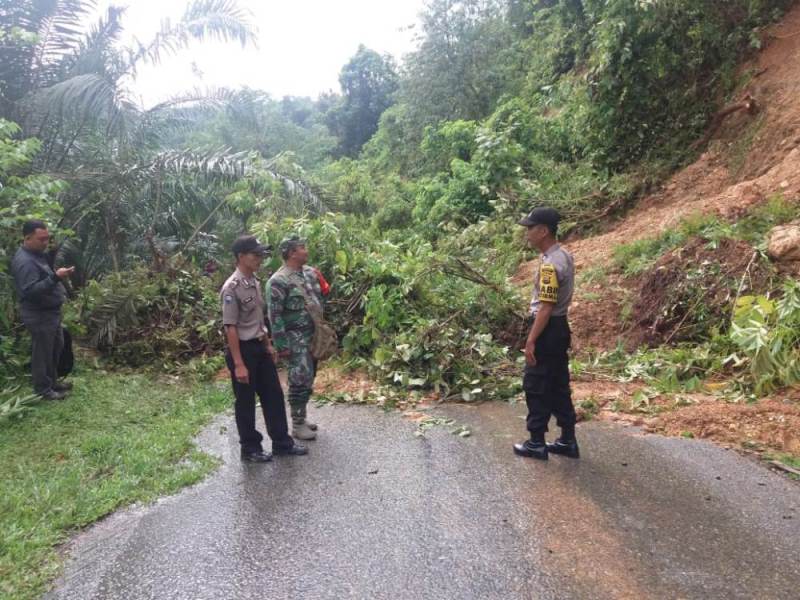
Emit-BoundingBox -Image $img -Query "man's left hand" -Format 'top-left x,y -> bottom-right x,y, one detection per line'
524,341 -> 536,366
264,340 -> 278,362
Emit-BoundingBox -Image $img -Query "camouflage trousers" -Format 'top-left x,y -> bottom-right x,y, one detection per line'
286,331 -> 317,423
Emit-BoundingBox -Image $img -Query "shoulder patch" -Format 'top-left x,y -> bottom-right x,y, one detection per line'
539,263 -> 559,303
224,294 -> 234,304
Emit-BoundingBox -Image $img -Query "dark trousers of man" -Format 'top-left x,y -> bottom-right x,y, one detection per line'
21,308 -> 64,395
225,339 -> 293,454
523,316 -> 577,442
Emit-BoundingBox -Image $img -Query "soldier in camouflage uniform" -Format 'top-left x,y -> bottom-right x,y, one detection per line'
266,235 -> 325,441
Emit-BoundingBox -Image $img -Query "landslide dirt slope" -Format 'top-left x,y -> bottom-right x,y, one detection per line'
511,6 -> 800,464
517,3 -> 800,277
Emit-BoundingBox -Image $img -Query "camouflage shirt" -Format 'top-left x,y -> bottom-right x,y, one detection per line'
266,265 -> 324,352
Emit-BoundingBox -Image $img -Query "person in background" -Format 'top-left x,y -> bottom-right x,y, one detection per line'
11,220 -> 74,400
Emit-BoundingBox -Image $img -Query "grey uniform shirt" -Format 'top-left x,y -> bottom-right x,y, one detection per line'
11,247 -> 67,312
220,268 -> 269,341
529,243 -> 574,317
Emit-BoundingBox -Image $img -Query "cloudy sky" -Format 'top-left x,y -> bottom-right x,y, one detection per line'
96,0 -> 426,107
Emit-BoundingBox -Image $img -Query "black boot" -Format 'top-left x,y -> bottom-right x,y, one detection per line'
273,443 -> 309,456
546,438 -> 580,459
513,439 -> 548,460
241,450 -> 272,463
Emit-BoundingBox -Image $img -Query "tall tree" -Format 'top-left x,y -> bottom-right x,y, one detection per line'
400,0 -> 522,127
326,45 -> 398,157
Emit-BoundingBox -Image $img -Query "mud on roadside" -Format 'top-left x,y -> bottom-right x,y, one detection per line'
572,376 -> 800,474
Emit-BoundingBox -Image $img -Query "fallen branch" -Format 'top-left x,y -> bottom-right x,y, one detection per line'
770,460 -> 800,477
730,251 -> 759,322
691,94 -> 759,151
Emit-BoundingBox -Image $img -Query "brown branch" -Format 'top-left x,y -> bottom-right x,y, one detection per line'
691,94 -> 759,151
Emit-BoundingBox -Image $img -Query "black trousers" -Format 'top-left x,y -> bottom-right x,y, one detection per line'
523,316 -> 577,436
21,309 -> 64,395
226,340 -> 293,453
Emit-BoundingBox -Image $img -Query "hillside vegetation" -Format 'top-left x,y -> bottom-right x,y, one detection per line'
2,0 -> 799,424
4,2 -> 800,596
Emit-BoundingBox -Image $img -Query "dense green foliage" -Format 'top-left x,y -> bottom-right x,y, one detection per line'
0,120 -> 65,385
325,45 -> 399,157
1,0 -> 795,403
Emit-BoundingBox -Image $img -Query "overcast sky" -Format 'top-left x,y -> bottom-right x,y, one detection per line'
97,0 -> 426,107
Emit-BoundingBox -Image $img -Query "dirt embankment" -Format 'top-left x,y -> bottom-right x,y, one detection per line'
513,5 -> 800,466
514,3 -> 800,284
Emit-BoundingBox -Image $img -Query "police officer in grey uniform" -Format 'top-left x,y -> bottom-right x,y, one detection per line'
11,220 -> 74,400
513,207 -> 580,460
221,235 -> 308,462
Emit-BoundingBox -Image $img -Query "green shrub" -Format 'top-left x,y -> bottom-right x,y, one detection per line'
731,281 -> 800,394
251,213 -> 523,399
70,267 -> 223,369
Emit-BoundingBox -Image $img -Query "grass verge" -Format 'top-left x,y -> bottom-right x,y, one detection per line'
0,368 -> 229,600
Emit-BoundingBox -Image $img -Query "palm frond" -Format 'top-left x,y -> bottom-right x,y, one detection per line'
130,0 -> 257,71
62,5 -> 127,78
145,86 -> 239,116
86,291 -> 139,348
30,0 -> 97,88
144,148 -> 323,210
24,73 -> 133,137
143,147 -> 254,180
0,0 -> 91,114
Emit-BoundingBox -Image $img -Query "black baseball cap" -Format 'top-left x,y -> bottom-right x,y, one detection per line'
231,235 -> 271,257
518,206 -> 561,230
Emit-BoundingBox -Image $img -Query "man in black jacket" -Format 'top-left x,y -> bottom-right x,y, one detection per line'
11,221 -> 74,400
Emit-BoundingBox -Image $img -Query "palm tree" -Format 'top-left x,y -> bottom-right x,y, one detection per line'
1,0 -> 321,275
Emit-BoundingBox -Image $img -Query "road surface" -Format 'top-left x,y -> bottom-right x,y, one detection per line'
46,401 -> 800,599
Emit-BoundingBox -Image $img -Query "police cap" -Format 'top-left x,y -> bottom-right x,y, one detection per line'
518,207 -> 561,232
232,235 -> 271,257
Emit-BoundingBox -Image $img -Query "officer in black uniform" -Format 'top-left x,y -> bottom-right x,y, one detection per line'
513,207 -> 580,460
221,235 -> 308,462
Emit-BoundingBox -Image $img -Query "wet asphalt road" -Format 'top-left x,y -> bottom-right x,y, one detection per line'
46,400 -> 799,600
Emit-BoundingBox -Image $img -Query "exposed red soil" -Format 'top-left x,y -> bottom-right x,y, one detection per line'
568,273 -> 634,354
653,397 -> 800,455
572,374 -> 800,459
314,366 -> 376,396
513,2 -> 800,283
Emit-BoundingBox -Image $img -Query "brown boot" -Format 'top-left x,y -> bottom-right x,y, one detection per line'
292,420 -> 317,440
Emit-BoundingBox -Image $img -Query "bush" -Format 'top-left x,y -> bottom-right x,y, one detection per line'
0,119 -> 66,383
71,267 -> 223,369
731,280 -> 800,394
251,213 -> 524,400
